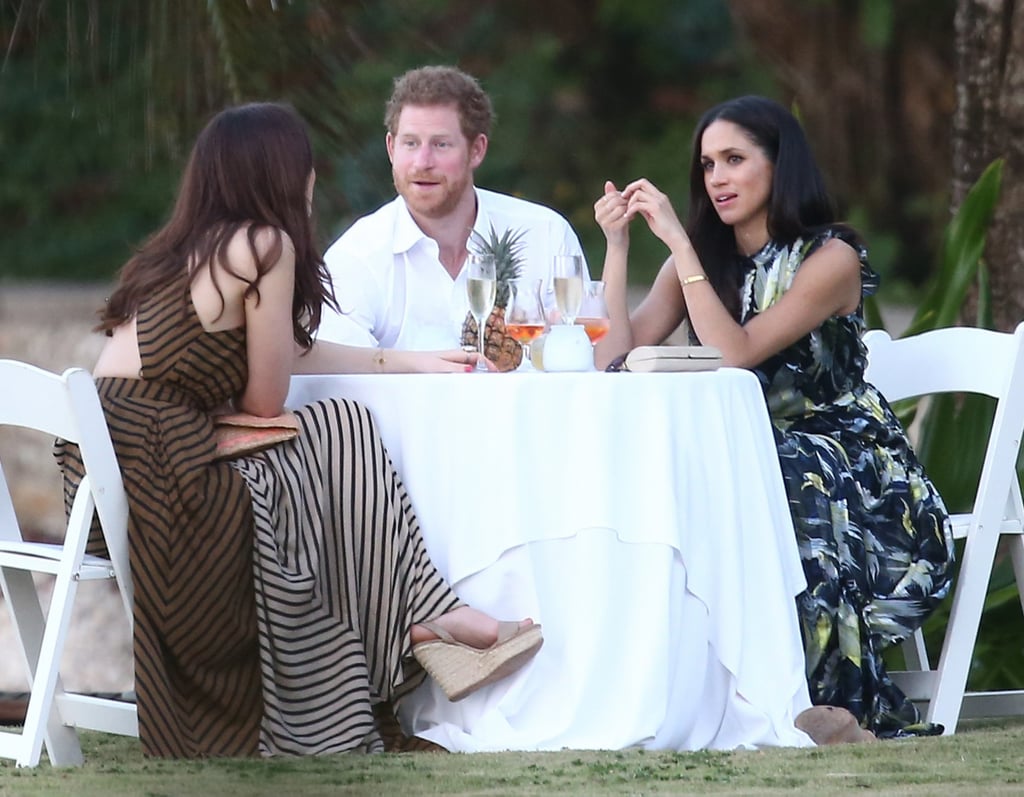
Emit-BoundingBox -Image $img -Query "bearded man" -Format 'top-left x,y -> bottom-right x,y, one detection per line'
318,65 -> 588,350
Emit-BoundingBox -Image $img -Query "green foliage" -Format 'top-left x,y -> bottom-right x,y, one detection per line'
970,558 -> 1024,688
0,1 -> 956,294
902,159 -> 1003,338
903,160 -> 1003,512
0,0 -> 766,285
0,2 -> 229,280
860,0 -> 895,49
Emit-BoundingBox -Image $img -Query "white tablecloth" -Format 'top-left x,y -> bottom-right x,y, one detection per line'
286,368 -> 813,751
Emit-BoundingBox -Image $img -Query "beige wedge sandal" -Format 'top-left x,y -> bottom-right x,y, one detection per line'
412,621 -> 544,702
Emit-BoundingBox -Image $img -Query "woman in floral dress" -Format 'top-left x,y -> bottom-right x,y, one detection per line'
592,95 -> 954,739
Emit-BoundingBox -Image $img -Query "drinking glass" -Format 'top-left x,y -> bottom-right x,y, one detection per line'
576,280 -> 610,343
466,253 -> 496,371
553,254 -> 584,326
504,278 -> 546,370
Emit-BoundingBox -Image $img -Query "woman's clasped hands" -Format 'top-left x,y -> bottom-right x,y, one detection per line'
594,179 -> 689,250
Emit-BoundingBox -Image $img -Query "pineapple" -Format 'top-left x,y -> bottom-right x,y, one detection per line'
460,226 -> 527,371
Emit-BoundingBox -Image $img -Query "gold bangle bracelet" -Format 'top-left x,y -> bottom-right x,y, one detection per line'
680,274 -> 708,287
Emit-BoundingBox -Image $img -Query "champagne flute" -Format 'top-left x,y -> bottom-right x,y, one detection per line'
576,280 -> 610,343
553,254 -> 584,326
504,278 -> 546,371
466,253 -> 496,371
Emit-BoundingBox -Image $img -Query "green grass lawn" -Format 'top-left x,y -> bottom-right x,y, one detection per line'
3,718 -> 1024,796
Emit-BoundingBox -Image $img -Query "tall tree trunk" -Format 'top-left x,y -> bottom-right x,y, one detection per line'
954,0 -> 1024,331
727,0 -> 955,287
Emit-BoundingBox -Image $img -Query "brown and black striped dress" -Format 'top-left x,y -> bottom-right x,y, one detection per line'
57,280 -> 462,757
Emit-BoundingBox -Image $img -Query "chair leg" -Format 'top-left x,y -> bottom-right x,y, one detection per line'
1,567 -> 84,767
1008,535 -> 1024,617
901,629 -> 930,671
925,530 -> 1002,734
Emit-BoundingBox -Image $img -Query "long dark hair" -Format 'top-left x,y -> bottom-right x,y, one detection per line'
98,102 -> 336,349
685,95 -> 843,319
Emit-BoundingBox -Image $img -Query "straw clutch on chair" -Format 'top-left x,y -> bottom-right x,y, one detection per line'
623,345 -> 723,373
213,411 -> 300,460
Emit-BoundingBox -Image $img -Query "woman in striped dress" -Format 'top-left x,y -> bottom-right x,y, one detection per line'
56,102 -> 542,758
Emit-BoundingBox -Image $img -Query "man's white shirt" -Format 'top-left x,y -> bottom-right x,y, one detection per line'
318,187 -> 589,350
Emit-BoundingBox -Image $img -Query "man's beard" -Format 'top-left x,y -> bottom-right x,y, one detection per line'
394,169 -> 471,220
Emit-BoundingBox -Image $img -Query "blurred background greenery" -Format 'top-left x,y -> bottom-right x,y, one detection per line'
0,0 -> 954,302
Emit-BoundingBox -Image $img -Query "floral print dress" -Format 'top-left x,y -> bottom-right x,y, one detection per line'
740,227 -> 955,737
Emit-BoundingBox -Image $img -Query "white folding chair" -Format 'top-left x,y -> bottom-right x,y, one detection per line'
0,360 -> 137,767
864,322 -> 1024,733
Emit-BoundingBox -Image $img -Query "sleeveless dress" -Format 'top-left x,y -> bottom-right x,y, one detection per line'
56,279 -> 462,757
740,227 -> 956,737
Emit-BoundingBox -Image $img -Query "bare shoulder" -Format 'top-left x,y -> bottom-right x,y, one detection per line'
191,225 -> 295,330
222,224 -> 294,281
813,235 -> 860,263
799,236 -> 861,283
793,235 -> 863,314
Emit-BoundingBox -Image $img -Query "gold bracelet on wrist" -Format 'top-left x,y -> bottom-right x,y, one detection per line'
680,274 -> 708,287
373,347 -> 386,372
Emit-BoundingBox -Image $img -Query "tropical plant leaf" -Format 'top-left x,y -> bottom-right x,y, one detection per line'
902,159 -> 1003,338
863,294 -> 885,330
915,392 -> 996,513
911,162 -> 1001,511
975,260 -> 992,327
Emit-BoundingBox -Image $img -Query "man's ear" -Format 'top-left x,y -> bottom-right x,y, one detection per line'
385,131 -> 396,164
469,134 -> 488,169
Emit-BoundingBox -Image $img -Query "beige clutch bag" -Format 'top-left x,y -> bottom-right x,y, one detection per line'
624,345 -> 723,373
212,411 -> 300,460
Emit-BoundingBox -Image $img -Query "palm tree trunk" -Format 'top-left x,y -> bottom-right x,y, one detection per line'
954,0 -> 1024,331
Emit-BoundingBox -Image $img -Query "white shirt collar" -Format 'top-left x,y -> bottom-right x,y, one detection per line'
391,188 -> 494,261
392,196 -> 428,255
469,189 -> 496,250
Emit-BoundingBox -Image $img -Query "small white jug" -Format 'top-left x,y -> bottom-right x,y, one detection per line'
540,324 -> 594,372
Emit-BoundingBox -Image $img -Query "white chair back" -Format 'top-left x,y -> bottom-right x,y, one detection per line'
0,360 -> 137,767
864,323 -> 1024,733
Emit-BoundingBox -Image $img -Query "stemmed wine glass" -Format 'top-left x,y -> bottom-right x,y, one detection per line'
504,278 -> 546,371
576,280 -> 610,343
466,254 -> 496,371
552,254 -> 584,326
